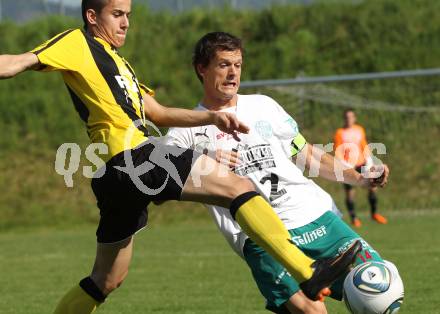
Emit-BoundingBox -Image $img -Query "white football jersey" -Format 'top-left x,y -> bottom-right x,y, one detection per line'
165,94 -> 338,257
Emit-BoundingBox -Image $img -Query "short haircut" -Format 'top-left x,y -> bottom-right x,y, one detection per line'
82,0 -> 109,30
192,32 -> 243,83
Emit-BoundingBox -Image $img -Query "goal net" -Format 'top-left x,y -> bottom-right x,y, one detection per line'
242,74 -> 440,212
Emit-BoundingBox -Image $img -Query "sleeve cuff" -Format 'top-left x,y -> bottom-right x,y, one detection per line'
139,83 -> 155,97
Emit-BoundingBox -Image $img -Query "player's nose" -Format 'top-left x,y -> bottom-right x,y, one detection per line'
229,65 -> 237,75
227,67 -> 237,79
121,14 -> 129,29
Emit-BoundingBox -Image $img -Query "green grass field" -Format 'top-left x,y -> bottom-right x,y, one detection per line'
0,208 -> 439,314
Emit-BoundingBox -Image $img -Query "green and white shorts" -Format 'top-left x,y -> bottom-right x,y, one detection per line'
243,211 -> 382,313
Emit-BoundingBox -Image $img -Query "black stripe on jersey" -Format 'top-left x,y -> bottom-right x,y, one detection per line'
82,31 -> 149,137
119,55 -> 144,118
66,84 -> 89,123
33,29 -> 75,55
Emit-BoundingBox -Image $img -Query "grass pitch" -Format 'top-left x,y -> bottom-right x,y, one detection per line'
0,209 -> 438,314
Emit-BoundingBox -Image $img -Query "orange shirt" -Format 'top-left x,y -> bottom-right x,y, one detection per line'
334,124 -> 369,167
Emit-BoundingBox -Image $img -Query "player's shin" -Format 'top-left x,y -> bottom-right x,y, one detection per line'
230,191 -> 314,282
53,277 -> 105,314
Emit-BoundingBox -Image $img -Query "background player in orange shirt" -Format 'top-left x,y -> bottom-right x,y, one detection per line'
334,109 -> 388,227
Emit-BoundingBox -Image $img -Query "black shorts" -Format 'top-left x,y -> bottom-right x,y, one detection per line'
91,139 -> 201,243
343,165 -> 364,190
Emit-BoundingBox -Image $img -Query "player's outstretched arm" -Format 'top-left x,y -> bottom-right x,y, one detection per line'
0,53 -> 39,79
142,92 -> 249,138
296,143 -> 389,188
295,143 -> 356,184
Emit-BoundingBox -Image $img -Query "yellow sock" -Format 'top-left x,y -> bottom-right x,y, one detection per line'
233,193 -> 314,282
54,284 -> 100,314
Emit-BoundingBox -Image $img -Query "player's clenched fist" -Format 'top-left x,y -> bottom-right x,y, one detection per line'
363,164 -> 390,188
211,111 -> 249,141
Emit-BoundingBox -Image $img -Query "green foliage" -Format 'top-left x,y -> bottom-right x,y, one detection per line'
1,0 -> 439,143
0,0 -> 439,228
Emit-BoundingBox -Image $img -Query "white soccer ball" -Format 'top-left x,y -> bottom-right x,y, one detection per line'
343,260 -> 404,314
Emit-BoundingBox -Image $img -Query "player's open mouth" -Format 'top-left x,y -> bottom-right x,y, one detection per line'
223,82 -> 237,87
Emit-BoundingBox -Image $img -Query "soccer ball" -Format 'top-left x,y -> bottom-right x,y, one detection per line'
343,261 -> 404,314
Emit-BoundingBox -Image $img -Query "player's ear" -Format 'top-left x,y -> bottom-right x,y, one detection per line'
86,9 -> 98,27
196,64 -> 206,81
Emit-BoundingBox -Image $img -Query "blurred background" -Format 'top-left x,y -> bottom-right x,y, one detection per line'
0,0 -> 327,22
0,0 -> 438,229
0,1 -> 439,313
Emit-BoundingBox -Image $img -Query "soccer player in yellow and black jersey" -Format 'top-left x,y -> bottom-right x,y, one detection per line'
0,0 -> 363,312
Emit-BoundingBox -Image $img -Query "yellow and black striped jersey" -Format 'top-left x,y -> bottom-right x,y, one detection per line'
31,28 -> 153,163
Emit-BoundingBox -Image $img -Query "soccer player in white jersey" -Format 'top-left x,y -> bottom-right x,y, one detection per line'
165,32 -> 391,313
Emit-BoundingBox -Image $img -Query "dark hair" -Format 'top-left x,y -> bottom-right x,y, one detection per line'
192,32 -> 243,83
81,0 -> 109,30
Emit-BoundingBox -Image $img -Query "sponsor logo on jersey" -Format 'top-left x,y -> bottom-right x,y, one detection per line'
114,72 -> 142,110
234,144 -> 276,176
114,73 -> 140,94
285,117 -> 299,136
254,120 -> 273,140
290,225 -> 327,246
216,132 -> 240,140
